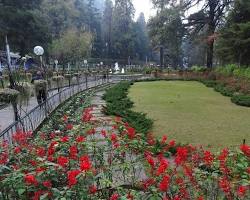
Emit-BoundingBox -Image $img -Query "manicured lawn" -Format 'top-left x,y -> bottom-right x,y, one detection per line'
129,81 -> 250,149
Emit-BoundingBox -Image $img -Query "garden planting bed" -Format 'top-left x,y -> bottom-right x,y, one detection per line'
0,82 -> 249,200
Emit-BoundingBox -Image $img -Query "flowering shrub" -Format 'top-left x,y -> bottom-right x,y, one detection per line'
0,88 -> 249,200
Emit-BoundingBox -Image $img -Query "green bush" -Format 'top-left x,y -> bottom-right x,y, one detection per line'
103,81 -> 153,135
191,65 -> 207,72
215,64 -> 238,76
200,80 -> 218,88
214,84 -> 234,97
231,94 -> 250,107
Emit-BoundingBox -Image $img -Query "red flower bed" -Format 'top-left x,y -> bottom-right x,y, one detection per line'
0,105 -> 249,199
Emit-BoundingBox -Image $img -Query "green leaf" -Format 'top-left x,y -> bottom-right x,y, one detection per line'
18,188 -> 25,195
40,193 -> 48,200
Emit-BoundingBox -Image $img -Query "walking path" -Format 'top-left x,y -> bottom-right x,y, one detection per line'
87,90 -> 146,187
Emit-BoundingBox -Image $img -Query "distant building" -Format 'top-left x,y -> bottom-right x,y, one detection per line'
0,50 -> 21,70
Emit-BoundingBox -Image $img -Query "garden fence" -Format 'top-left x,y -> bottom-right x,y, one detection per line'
0,74 -> 147,143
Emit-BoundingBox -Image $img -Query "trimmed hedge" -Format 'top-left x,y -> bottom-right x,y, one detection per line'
214,84 -> 234,97
103,81 -> 153,135
200,80 -> 218,88
231,94 -> 250,107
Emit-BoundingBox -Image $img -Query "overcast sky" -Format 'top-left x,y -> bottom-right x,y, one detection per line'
133,0 -> 155,21
132,0 -> 202,22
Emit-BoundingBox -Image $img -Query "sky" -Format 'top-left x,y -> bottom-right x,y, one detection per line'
133,0 -> 155,21
132,0 -> 202,22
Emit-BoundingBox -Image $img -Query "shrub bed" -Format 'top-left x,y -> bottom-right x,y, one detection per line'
231,94 -> 250,107
103,82 -> 153,135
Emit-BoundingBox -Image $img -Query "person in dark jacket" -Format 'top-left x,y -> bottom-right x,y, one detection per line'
31,71 -> 47,105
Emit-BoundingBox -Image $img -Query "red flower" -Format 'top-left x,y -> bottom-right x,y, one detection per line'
0,152 -> 8,165
218,148 -> 230,175
50,132 -> 56,139
156,158 -> 169,175
36,147 -> 46,157
112,125 -> 118,130
63,115 -> 68,122
203,150 -> 214,166
29,160 -> 37,166
89,185 -> 97,194
66,123 -> 73,130
12,130 -> 31,144
247,167 -> 250,174
36,167 -> 47,174
69,145 -> 78,160
47,156 -> 54,162
219,177 -> 231,195
127,192 -> 134,199
240,144 -> 250,157
147,133 -> 156,145
101,129 -> 107,137
142,178 -> 155,190
197,196 -> 204,200
126,127 -> 136,139
48,141 -> 58,156
76,136 -> 85,143
67,169 -> 81,187
173,195 -> 181,200
110,193 -> 119,200
161,135 -> 167,144
32,190 -> 43,200
57,156 -> 69,167
82,108 -> 93,122
87,128 -> 96,135
110,133 -> 117,142
80,155 -> 92,171
169,140 -> 176,147
145,153 -> 155,169
115,116 -> 122,123
237,185 -> 247,197
174,146 -> 188,165
60,136 -> 69,142
24,174 -> 38,186
14,146 -> 21,154
159,175 -> 170,191
43,181 -> 52,188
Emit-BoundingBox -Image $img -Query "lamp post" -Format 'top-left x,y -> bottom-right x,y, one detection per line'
54,59 -> 59,75
84,59 -> 88,71
34,46 -> 44,70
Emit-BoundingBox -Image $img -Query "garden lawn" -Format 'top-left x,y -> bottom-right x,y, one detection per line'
129,81 -> 250,150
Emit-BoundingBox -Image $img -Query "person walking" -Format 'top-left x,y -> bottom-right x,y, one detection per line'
31,71 -> 47,105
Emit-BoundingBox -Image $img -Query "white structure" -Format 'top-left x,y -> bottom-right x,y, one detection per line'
121,68 -> 125,74
54,60 -> 59,72
114,62 -> 120,74
34,46 -> 44,69
34,46 -> 44,56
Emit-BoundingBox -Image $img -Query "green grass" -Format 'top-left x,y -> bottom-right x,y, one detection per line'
129,81 -> 250,150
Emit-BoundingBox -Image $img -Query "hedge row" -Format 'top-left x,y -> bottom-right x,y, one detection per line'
201,80 -> 250,107
103,81 -> 153,135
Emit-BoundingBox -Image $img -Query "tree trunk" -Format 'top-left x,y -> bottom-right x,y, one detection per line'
160,46 -> 164,69
206,39 -> 214,68
206,0 -> 216,68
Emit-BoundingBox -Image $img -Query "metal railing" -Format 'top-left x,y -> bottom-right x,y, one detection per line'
0,75 -> 108,143
0,74 -> 147,143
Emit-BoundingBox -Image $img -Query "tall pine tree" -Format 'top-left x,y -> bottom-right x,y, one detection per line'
112,0 -> 135,60
216,0 -> 250,66
102,0 -> 113,58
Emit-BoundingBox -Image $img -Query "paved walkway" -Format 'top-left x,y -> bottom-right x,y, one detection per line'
87,91 -> 146,187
